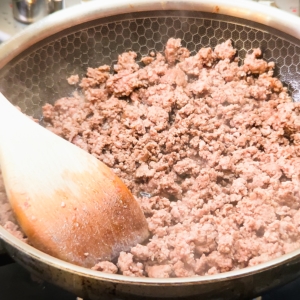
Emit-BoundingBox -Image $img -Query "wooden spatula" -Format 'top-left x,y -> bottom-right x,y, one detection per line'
0,92 -> 149,268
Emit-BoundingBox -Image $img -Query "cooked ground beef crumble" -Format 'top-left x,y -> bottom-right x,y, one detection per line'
1,38 -> 300,278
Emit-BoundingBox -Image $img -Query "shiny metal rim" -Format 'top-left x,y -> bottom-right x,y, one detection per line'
1,224 -> 300,285
1,0 -> 300,68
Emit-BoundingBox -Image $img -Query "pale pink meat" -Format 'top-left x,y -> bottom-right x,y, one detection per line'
164,38 -> 190,64
243,48 -> 270,74
91,261 -> 118,274
1,38 -> 300,278
214,39 -> 236,60
67,74 -> 79,85
4,221 -> 28,243
146,264 -> 173,278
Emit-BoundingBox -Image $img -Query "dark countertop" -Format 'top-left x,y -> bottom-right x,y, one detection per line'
0,254 -> 76,300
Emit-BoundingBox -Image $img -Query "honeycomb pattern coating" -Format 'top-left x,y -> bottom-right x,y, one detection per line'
0,12 -> 300,118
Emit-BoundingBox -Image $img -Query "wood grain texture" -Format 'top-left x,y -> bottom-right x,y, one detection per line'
0,93 -> 149,267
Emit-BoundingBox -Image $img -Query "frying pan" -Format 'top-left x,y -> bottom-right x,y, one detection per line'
1,0 -> 300,299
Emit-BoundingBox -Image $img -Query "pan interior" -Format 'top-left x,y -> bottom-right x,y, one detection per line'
0,10 -> 300,119
1,8 -> 300,299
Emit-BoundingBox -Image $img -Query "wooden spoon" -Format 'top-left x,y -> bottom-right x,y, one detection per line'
0,92 -> 149,268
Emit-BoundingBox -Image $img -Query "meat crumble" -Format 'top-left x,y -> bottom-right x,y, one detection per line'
1,38 -> 300,278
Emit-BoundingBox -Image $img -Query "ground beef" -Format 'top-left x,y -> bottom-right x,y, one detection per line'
2,38 -> 300,278
67,75 -> 79,85
91,261 -> 118,274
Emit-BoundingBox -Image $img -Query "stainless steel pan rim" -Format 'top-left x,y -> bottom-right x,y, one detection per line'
1,0 -> 300,297
1,224 -> 300,284
1,0 -> 300,68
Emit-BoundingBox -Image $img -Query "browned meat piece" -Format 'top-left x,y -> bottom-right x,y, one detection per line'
2,38 -> 300,279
